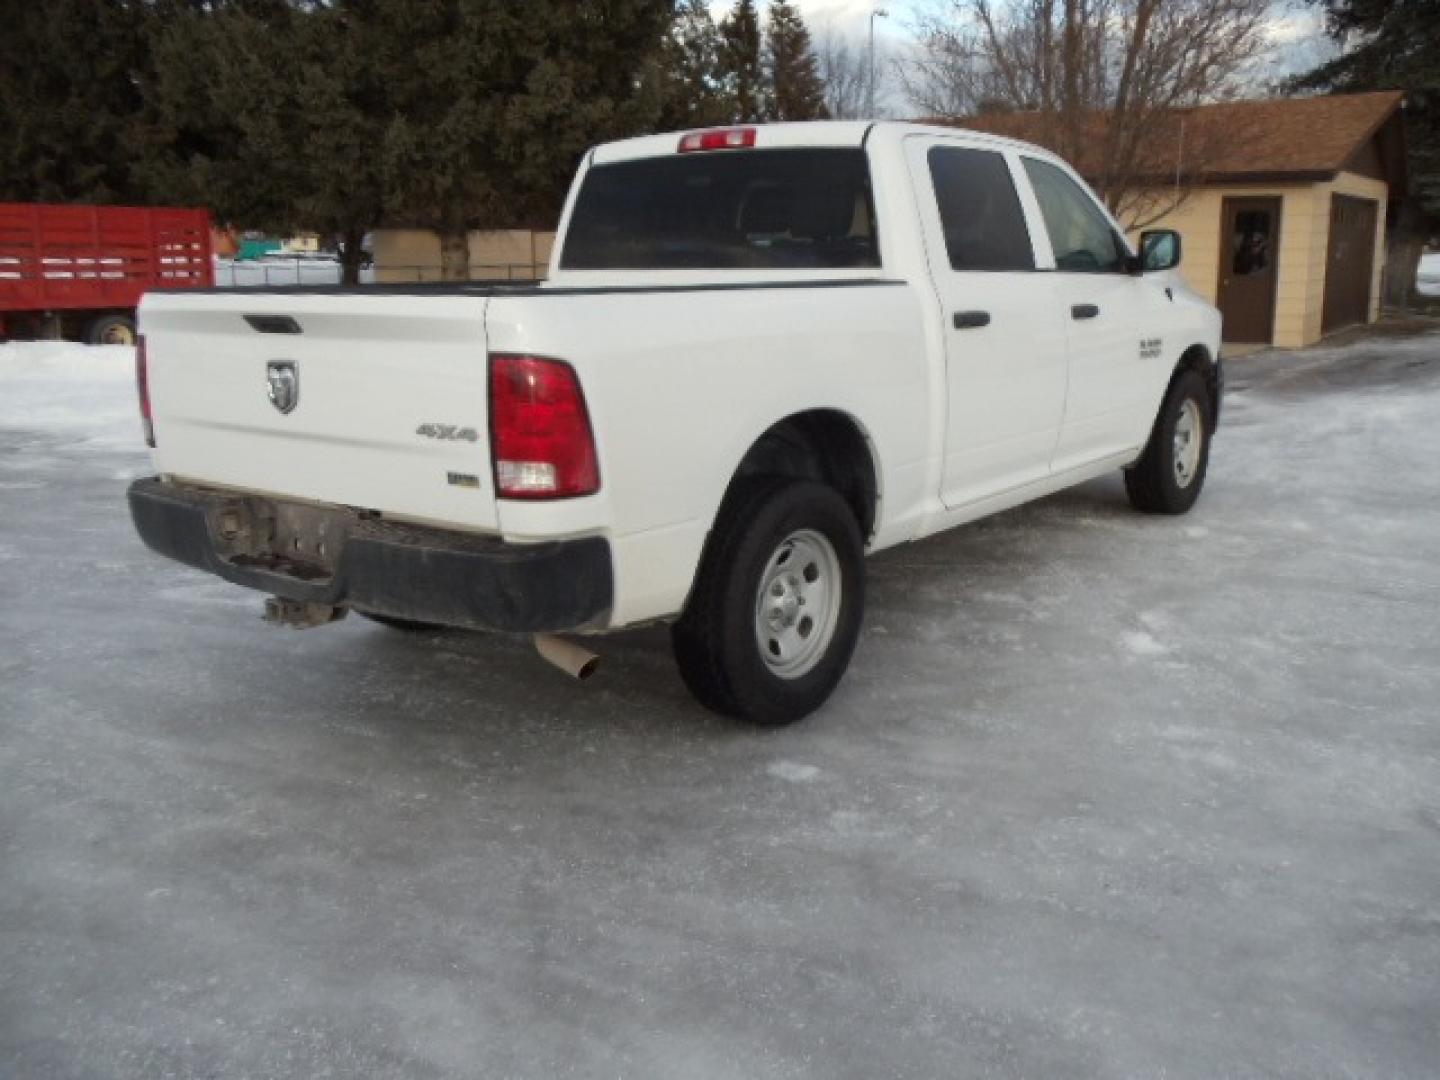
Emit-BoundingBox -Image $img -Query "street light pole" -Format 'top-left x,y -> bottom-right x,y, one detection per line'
868,8 -> 889,118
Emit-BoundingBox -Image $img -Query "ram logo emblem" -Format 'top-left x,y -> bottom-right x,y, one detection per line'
266,360 -> 299,415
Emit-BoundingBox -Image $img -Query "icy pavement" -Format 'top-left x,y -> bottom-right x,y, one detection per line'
2,335 -> 1439,1078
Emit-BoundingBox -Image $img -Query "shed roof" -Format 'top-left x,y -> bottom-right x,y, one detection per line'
933,91 -> 1405,188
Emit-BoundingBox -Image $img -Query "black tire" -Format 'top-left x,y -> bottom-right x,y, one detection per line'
1124,369 -> 1212,514
86,313 -> 137,347
360,612 -> 446,633
671,477 -> 865,726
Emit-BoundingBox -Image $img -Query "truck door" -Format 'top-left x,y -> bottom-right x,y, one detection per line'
905,137 -> 1068,509
1018,156 -> 1170,470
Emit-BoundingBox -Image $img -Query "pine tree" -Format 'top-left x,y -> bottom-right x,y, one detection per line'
1293,0 -> 1440,303
150,0 -> 673,282
365,0 -> 674,279
658,0 -> 732,130
719,0 -> 765,123
138,2 -> 385,282
763,2 -> 829,121
0,0 -> 152,202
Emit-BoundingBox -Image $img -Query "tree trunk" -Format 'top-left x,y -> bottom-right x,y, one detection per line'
438,228 -> 470,282
339,226 -> 366,286
1101,0 -> 1156,201
1060,0 -> 1082,166
1383,198 -> 1428,310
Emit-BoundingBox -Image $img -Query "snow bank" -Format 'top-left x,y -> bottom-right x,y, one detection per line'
0,341 -> 142,451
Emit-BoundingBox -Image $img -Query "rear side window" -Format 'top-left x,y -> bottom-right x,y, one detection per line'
1022,158 -> 1128,273
928,146 -> 1034,271
560,149 -> 879,270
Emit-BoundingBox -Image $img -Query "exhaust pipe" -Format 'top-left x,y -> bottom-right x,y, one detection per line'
533,634 -> 600,680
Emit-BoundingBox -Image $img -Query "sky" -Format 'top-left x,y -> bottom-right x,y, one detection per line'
708,0 -> 922,40
727,0 -> 1329,40
708,0 -> 1338,115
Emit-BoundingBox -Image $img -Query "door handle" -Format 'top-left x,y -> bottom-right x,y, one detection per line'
952,310 -> 991,329
1071,304 -> 1100,320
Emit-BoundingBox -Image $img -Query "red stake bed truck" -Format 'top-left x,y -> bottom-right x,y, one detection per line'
0,203 -> 213,345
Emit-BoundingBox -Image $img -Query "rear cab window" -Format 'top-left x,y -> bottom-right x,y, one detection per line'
927,146 -> 1035,272
560,149 -> 879,271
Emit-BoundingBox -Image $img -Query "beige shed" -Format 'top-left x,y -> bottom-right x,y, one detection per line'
955,92 -> 1407,348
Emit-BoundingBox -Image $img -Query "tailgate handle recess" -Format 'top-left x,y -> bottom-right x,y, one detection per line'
244,314 -> 303,335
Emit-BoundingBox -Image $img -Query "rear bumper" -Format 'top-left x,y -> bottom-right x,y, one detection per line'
127,478 -> 613,633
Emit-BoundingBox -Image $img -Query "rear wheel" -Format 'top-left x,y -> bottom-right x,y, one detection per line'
1124,369 -> 1212,514
87,313 -> 137,347
672,478 -> 865,725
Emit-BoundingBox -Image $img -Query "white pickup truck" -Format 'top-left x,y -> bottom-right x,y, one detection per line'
129,121 -> 1221,724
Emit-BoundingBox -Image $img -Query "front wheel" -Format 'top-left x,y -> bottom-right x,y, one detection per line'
672,478 -> 865,725
1124,369 -> 1212,514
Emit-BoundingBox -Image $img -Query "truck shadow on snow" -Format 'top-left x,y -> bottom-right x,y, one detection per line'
340,473 -> 1145,734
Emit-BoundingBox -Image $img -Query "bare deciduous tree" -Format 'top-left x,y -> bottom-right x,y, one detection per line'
899,0 -> 1272,227
815,25 -> 871,120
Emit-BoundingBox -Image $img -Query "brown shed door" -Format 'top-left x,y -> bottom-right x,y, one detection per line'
1322,195 -> 1378,335
1217,197 -> 1282,344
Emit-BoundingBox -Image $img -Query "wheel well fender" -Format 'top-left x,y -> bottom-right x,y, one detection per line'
719,409 -> 880,541
1170,344 -> 1221,428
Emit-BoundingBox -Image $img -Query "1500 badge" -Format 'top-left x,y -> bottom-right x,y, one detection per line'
416,423 -> 479,443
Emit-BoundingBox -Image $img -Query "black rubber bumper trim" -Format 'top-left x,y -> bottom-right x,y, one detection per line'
126,478 -> 613,633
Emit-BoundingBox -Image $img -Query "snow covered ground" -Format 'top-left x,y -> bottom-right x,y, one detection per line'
0,341 -> 140,453
2,335 -> 1439,1078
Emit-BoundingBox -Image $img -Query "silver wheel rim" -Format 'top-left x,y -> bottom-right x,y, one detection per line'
1173,398 -> 1203,488
754,528 -> 842,680
103,323 -> 135,346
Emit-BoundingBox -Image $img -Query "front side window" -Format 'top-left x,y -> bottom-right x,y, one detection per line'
560,149 -> 879,270
928,146 -> 1034,272
1022,158 -> 1127,273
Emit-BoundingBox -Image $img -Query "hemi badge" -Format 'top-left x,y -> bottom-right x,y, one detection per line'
447,472 -> 481,489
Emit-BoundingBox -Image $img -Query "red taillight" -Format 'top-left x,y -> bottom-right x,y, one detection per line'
489,354 -> 599,499
136,334 -> 155,447
678,127 -> 757,153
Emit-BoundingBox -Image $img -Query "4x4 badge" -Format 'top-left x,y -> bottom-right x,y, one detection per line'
266,360 -> 299,414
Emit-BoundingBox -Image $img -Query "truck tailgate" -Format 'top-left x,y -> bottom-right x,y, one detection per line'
139,291 -> 499,532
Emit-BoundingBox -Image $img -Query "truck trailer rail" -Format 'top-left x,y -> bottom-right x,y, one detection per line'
0,203 -> 213,344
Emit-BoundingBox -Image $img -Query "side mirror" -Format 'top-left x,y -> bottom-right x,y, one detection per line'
1139,229 -> 1182,273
